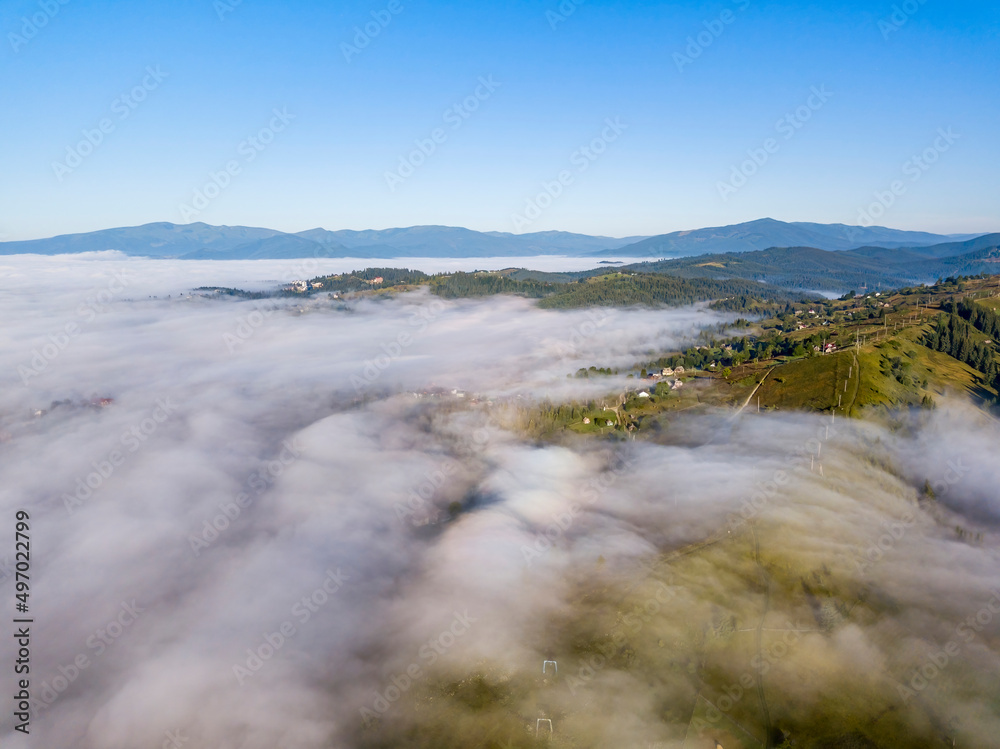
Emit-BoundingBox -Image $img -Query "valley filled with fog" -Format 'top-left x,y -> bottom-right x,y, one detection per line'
2,257 -> 999,748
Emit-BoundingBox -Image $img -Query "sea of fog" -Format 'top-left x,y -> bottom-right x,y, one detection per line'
0,252 -> 652,295
1,255 -> 998,748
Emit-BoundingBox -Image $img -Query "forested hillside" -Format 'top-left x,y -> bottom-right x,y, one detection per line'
308,267 -> 429,292
428,272 -> 556,298
617,236 -> 1000,292
535,273 -> 806,309
923,310 -> 999,388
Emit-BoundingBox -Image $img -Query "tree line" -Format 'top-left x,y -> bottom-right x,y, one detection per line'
947,298 -> 1000,341
429,273 -> 554,299
923,311 -> 999,389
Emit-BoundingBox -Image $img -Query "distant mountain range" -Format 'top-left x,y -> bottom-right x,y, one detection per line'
616,233 -> 1000,292
0,223 -> 646,259
0,219 -> 987,260
601,218 -> 982,258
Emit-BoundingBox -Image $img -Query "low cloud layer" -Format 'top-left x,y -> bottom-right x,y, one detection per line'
0,257 -> 997,748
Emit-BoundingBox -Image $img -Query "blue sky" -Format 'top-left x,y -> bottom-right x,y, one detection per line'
1,0 -> 997,240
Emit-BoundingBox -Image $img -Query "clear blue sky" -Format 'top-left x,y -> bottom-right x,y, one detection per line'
1,0 -> 997,240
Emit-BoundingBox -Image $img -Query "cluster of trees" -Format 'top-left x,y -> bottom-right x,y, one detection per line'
195,286 -> 275,299
309,268 -> 429,293
923,312 -> 999,386
574,366 -> 617,378
934,274 -> 996,290
513,400 -> 624,438
710,295 -> 785,314
430,272 -> 554,299
537,273 -> 799,310
882,354 -> 920,388
947,298 -> 1000,340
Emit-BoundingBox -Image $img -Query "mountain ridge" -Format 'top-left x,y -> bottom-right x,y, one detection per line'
597,217 -> 982,258
614,233 -> 1000,292
0,219 -> 988,260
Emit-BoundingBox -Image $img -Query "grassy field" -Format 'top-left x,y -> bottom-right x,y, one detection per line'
754,352 -> 850,413
974,294 -> 1000,311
